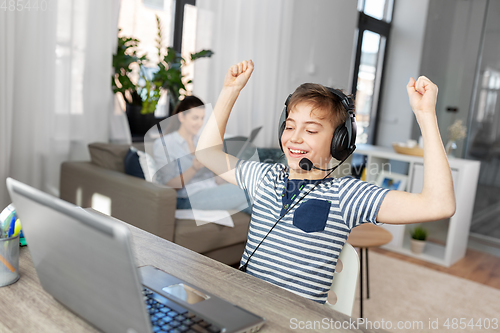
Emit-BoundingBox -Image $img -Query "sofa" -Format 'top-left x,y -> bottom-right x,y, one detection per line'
59,142 -> 253,265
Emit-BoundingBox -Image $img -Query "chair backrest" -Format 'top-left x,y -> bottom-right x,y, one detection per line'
326,242 -> 359,316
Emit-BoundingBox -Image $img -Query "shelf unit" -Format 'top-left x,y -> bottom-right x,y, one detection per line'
355,144 -> 481,267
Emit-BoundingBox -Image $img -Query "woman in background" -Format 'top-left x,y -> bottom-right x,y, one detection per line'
153,96 -> 251,214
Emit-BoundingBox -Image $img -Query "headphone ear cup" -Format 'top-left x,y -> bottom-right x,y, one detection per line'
277,104 -> 288,152
331,126 -> 349,161
278,121 -> 286,152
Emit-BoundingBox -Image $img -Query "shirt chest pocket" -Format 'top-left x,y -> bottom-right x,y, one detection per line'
293,199 -> 331,233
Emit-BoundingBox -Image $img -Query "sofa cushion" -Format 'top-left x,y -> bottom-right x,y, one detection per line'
124,148 -> 145,179
123,146 -> 158,182
173,212 -> 250,254
137,150 -> 157,182
88,142 -> 131,172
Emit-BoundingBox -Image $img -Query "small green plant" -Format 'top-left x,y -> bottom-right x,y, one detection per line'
410,226 -> 428,241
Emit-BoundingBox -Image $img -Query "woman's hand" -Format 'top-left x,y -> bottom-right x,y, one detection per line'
223,60 -> 254,92
406,76 -> 438,117
192,157 -> 204,171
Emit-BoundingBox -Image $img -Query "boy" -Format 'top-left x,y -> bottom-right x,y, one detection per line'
196,60 -> 455,304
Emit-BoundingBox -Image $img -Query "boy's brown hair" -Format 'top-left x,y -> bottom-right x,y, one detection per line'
287,83 -> 353,128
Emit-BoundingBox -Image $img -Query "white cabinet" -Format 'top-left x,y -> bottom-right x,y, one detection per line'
355,144 -> 481,267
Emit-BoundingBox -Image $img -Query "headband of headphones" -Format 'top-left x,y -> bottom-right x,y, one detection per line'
278,86 -> 357,161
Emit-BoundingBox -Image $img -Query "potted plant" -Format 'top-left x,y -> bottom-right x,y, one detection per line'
410,226 -> 428,254
112,15 -> 213,136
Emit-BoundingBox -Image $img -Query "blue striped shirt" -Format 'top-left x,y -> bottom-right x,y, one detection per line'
235,160 -> 389,304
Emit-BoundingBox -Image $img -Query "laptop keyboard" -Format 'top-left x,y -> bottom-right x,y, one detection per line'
143,288 -> 221,333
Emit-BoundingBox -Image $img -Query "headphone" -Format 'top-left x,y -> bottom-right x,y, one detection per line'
277,87 -> 357,161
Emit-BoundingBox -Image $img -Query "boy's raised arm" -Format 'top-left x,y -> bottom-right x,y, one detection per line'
196,60 -> 254,186
377,76 -> 456,224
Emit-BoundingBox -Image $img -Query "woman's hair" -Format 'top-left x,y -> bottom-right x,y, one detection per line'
164,95 -> 205,134
173,95 -> 205,115
287,83 -> 353,128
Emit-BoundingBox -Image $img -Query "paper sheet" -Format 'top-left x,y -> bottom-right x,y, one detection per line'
175,209 -> 234,227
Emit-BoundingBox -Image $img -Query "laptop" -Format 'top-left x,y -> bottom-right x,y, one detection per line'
223,126 -> 262,159
235,126 -> 262,159
6,178 -> 265,333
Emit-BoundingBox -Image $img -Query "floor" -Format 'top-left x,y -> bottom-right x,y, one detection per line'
373,237 -> 500,290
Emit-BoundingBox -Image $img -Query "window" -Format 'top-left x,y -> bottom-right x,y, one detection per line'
116,0 -> 174,116
172,0 -> 196,53
476,69 -> 500,124
467,68 -> 500,156
117,0 -> 197,116
352,0 -> 393,145
180,4 -> 198,94
118,0 -> 174,67
358,0 -> 394,22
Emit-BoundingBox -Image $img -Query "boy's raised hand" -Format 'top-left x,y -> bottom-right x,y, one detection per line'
223,60 -> 254,91
406,76 -> 438,116
196,60 -> 255,186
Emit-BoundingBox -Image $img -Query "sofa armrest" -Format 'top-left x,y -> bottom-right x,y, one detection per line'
60,161 -> 177,241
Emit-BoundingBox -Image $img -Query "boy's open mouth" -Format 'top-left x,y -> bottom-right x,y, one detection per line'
288,148 -> 309,158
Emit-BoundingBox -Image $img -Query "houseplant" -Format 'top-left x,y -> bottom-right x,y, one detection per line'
409,226 -> 428,254
112,15 -> 213,136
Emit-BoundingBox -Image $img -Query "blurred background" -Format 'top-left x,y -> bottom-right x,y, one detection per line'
1,0 -> 500,246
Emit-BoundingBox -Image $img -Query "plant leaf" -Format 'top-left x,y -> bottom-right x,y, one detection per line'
190,49 -> 214,61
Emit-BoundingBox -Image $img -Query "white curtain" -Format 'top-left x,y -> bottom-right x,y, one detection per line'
0,0 -> 121,208
193,0 -> 295,148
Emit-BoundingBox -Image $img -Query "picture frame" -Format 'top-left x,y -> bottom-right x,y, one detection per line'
375,170 -> 408,191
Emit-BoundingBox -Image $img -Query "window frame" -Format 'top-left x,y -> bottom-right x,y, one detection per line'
351,5 -> 393,145
172,0 -> 196,53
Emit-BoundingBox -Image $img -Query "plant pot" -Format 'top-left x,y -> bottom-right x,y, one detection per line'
126,103 -> 157,137
410,239 -> 426,254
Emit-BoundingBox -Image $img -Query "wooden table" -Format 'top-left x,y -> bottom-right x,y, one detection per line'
347,223 -> 393,318
0,222 -> 388,333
